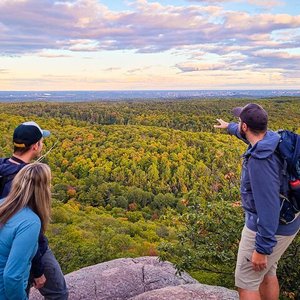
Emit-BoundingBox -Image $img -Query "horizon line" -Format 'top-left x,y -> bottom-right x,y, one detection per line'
1,89 -> 300,92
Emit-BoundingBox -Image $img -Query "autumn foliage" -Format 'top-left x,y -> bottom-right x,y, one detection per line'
0,98 -> 299,298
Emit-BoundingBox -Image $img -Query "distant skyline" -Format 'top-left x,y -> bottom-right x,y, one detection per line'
0,0 -> 300,91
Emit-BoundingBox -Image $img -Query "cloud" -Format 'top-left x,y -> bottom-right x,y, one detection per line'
186,0 -> 236,3
0,0 -> 299,55
282,71 -> 300,79
103,67 -> 122,72
247,0 -> 283,8
187,0 -> 283,8
63,39 -> 101,52
249,50 -> 300,70
37,52 -> 71,58
174,45 -> 300,77
0,0 -> 299,79
126,66 -> 152,73
223,12 -> 300,35
176,62 -> 226,72
254,50 -> 300,59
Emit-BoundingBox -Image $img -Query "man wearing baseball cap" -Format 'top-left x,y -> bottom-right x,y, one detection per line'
0,121 -> 68,299
214,104 -> 300,300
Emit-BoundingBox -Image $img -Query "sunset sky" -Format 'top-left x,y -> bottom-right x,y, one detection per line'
0,0 -> 299,91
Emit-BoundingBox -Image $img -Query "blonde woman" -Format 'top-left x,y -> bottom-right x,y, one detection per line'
0,163 -> 51,299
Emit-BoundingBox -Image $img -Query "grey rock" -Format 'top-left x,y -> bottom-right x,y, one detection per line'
129,283 -> 239,300
29,256 -> 197,300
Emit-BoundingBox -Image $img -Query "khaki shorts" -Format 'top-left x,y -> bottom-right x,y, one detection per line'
235,226 -> 298,291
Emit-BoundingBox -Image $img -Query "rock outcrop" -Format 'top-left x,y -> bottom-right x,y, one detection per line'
29,256 -> 238,300
130,283 -> 238,300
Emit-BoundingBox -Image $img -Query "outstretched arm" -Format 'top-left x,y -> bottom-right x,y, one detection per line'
215,119 -> 249,144
214,119 -> 229,129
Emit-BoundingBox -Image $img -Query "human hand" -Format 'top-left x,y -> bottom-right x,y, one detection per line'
33,274 -> 46,289
214,119 -> 229,129
251,250 -> 267,272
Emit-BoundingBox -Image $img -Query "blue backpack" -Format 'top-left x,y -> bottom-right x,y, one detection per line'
277,130 -> 300,223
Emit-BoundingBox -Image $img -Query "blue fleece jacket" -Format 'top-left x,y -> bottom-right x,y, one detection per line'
228,122 -> 300,255
0,206 -> 40,300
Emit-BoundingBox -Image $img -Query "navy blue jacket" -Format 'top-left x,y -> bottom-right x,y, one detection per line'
0,158 -> 48,278
228,123 -> 300,255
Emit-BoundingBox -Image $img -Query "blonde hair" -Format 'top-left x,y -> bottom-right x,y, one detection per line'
0,163 -> 51,232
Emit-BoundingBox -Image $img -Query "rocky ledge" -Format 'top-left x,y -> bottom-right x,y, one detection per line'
29,256 -> 238,300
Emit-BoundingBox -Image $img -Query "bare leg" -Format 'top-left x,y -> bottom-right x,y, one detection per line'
259,275 -> 279,300
238,288 -> 261,300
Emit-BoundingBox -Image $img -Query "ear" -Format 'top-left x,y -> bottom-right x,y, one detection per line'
241,122 -> 248,132
31,142 -> 39,151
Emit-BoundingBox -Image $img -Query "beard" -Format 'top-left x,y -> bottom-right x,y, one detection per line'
239,127 -> 247,141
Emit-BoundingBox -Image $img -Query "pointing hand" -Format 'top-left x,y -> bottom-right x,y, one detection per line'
214,119 -> 229,129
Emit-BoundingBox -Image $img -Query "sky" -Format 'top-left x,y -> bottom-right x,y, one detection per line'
0,0 -> 300,91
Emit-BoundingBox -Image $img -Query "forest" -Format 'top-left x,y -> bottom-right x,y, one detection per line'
0,97 -> 299,299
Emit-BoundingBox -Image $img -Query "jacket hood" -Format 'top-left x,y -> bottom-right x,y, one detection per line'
0,158 -> 24,176
246,130 -> 280,159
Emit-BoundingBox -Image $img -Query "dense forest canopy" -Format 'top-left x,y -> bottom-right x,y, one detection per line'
0,97 -> 299,299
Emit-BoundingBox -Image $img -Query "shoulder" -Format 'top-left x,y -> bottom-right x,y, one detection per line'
250,131 -> 280,160
0,159 -> 26,175
21,207 -> 40,222
13,207 -> 41,230
0,157 -> 8,164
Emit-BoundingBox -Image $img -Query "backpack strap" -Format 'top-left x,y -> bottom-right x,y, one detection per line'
291,133 -> 300,178
280,159 -> 289,197
275,134 -> 289,197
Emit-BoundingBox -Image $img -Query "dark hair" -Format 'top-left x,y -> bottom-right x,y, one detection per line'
14,145 -> 32,154
244,125 -> 266,135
